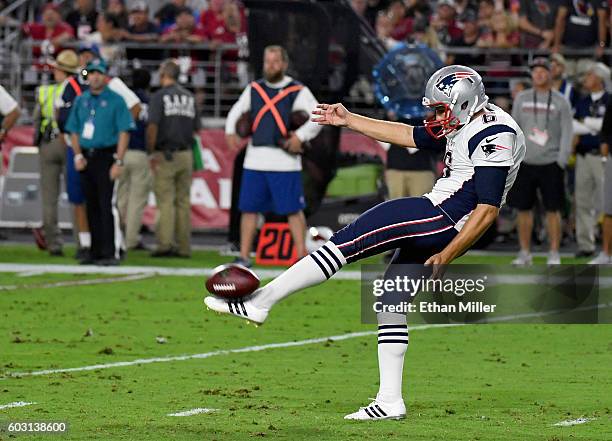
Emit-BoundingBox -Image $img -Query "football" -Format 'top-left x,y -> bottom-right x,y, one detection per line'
289,110 -> 309,130
205,264 -> 260,299
235,111 -> 252,138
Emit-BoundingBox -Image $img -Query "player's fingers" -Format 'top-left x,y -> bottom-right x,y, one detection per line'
311,116 -> 329,124
316,103 -> 329,110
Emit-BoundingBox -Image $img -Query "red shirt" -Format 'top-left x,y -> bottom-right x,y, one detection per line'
200,8 -> 246,43
22,21 -> 74,57
162,23 -> 207,40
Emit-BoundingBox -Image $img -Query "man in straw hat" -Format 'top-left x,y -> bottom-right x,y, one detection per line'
33,49 -> 80,256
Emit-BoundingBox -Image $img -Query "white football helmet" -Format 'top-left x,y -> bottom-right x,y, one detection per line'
422,65 -> 489,138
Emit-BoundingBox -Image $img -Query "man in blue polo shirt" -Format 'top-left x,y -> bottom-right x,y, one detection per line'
66,58 -> 135,265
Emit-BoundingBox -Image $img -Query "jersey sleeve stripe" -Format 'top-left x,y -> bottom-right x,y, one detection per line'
467,124 -> 516,158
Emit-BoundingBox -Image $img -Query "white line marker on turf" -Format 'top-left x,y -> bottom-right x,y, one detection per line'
0,401 -> 35,410
4,324 -> 461,378
0,273 -> 153,291
167,408 -> 218,417
6,300 -> 612,379
553,417 -> 596,427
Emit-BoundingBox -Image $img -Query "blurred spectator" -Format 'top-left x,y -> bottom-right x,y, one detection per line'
376,12 -> 400,50
123,1 -> 161,61
22,3 -> 74,60
387,0 -> 412,41
454,0 -> 477,17
160,7 -> 206,43
591,96 -> 612,264
117,68 -> 152,251
572,62 -> 610,257
365,0 -> 391,28
124,2 -> 160,42
509,58 -> 573,266
509,78 -> 530,101
550,53 -> 577,110
385,113 -> 437,200
155,0 -> 189,32
447,9 -> 485,66
106,0 -> 129,30
409,14 -> 441,49
477,9 -> 519,48
84,12 -> 123,62
478,0 -> 495,34
553,0 -> 609,60
518,0 -> 557,49
201,0 -> 246,48
405,0 -> 432,18
432,0 -> 462,45
351,0 -> 368,19
65,0 -> 98,40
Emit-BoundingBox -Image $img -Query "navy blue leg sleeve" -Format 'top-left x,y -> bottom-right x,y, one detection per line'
330,197 -> 457,264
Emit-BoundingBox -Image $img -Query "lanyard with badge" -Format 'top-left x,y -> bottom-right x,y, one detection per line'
82,95 -> 98,140
527,90 -> 552,147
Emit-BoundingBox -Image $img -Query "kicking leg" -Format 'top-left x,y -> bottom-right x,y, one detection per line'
205,197 -> 454,323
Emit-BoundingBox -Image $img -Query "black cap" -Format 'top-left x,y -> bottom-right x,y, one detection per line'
530,57 -> 550,71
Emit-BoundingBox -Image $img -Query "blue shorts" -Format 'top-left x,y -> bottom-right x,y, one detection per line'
65,147 -> 85,204
238,169 -> 305,215
330,197 -> 459,264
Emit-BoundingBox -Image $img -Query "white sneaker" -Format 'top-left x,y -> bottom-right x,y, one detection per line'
204,293 -> 269,325
588,252 -> 612,265
512,251 -> 532,267
547,252 -> 561,265
344,398 -> 406,421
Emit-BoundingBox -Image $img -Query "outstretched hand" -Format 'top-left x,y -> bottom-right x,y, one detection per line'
311,103 -> 350,127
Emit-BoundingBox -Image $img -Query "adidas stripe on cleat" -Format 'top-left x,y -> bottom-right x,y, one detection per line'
203,295 -> 269,324
344,399 -> 406,421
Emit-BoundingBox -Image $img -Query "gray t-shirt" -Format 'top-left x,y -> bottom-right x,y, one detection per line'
148,84 -> 199,151
512,88 -> 573,166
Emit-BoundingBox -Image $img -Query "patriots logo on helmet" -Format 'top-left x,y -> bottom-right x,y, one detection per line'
435,72 -> 475,98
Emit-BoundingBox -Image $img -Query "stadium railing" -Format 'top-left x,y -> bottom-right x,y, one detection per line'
6,37 -> 611,123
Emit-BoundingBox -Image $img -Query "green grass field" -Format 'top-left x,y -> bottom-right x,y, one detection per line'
0,245 -> 610,440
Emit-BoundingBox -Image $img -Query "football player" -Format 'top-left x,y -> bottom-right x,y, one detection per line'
205,65 -> 526,420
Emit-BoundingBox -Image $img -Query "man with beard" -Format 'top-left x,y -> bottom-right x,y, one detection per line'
225,45 -> 321,267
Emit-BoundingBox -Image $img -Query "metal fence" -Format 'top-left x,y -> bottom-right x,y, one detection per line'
5,36 -> 612,123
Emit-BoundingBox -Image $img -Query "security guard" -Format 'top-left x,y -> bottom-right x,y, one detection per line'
66,58 -> 135,266
34,50 -> 80,256
147,60 -> 199,258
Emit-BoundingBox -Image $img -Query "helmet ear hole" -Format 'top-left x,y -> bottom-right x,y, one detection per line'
461,101 -> 469,110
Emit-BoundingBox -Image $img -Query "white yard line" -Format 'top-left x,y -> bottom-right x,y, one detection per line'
0,273 -> 153,291
1,263 -> 611,286
553,417 -> 596,427
3,301 -> 612,379
0,401 -> 35,410
0,262 -> 338,279
167,408 -> 218,417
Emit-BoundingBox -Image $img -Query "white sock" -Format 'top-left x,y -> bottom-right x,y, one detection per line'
376,322 -> 408,404
252,241 -> 346,310
79,232 -> 91,249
